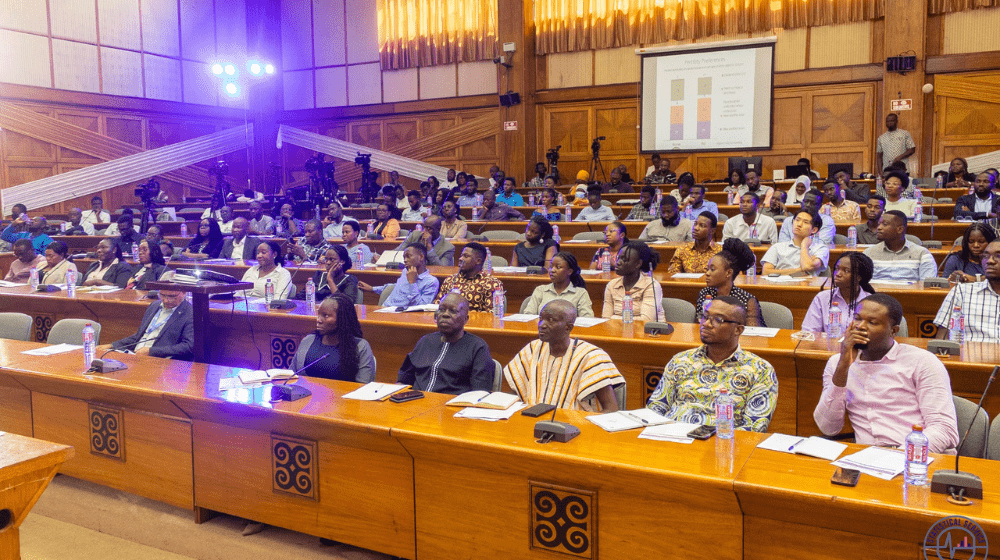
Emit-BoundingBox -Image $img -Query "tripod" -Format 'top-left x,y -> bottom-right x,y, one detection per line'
590,137 -> 608,184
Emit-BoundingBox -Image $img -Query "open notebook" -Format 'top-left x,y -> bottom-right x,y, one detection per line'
446,391 -> 520,410
586,408 -> 672,432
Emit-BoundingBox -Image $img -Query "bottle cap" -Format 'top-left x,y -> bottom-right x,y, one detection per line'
913,424 -> 923,431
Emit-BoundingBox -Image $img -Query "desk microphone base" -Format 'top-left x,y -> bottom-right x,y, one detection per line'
90,358 -> 127,373
930,470 -> 983,500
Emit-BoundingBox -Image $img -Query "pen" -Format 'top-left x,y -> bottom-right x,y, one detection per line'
625,412 -> 650,425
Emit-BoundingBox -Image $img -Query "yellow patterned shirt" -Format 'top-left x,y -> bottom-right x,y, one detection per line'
504,339 -> 624,411
666,242 -> 720,275
434,272 -> 505,312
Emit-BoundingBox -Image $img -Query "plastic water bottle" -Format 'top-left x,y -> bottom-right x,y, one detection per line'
66,268 -> 76,297
366,222 -> 374,238
746,255 -> 756,281
82,323 -> 95,368
564,204 -> 572,222
476,193 -> 483,207
484,247 -> 493,275
305,278 -> 316,313
715,388 -> 735,439
264,279 -> 274,305
529,192 -> 536,206
601,249 -> 611,273
180,222 -> 188,237
949,305 -> 964,343
914,186 -> 922,201
905,425 -> 930,486
552,225 -> 560,244
685,204 -> 693,221
471,206 -> 479,220
621,294 -> 634,324
914,200 -> 923,223
558,193 -> 565,206
492,290 -> 505,318
655,188 -> 662,206
876,175 -> 884,194
30,267 -> 39,290
131,242 -> 139,261
936,174 -> 944,190
415,224 -> 423,233
354,247 -> 363,267
727,190 -> 735,205
847,225 -> 857,248
828,302 -> 842,339
702,294 -> 714,319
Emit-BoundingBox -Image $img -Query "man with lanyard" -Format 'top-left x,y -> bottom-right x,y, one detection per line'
98,288 -> 194,360
723,192 -> 778,244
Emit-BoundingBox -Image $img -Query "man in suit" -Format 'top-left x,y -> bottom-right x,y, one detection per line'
393,215 -> 455,266
954,172 -> 1000,219
98,289 -> 194,360
220,217 -> 260,261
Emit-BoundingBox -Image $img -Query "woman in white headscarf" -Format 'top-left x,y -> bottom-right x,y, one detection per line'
787,175 -> 811,205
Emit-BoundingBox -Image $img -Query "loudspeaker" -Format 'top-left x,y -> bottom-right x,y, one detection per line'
499,92 -> 521,107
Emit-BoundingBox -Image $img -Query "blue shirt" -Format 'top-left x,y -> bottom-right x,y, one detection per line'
686,200 -> 719,219
377,269 -> 440,307
1,225 -> 54,255
777,212 -> 835,246
341,243 -> 373,268
496,192 -> 524,207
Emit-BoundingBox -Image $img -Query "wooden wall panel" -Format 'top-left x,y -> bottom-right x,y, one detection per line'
933,72 -> 1000,169
773,97 -> 803,147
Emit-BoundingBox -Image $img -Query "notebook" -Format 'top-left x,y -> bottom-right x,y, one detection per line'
757,433 -> 848,461
237,368 -> 296,385
446,391 -> 521,410
342,382 -> 410,401
586,409 -> 672,432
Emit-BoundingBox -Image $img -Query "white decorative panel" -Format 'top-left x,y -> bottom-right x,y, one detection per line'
547,51 -> 592,89
281,0 -> 313,71
141,0 -> 180,57
345,0 -> 378,64
98,0 -> 142,50
348,63 -> 382,105
774,27 -> 807,72
382,67 -> 418,102
0,30 -> 52,88
101,47 -> 143,97
316,66 -> 348,107
49,0 -> 98,43
943,8 -> 1000,54
595,47 -> 640,85
144,54 -> 182,102
284,69 -> 315,110
51,39 -> 100,93
419,64 -> 457,100
0,0 -> 49,34
314,0 -> 346,67
809,22 -> 870,68
457,61 -> 497,96
180,0 -> 216,62
216,0 -> 248,61
182,60 -> 218,106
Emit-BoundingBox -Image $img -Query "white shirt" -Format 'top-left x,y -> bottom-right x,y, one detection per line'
218,220 -> 233,234
80,210 -> 111,225
240,265 -> 293,299
323,220 -> 345,239
104,223 -> 138,236
761,239 -> 830,275
721,213 -> 778,244
201,209 -> 222,221
64,221 -> 96,235
231,237 -> 246,261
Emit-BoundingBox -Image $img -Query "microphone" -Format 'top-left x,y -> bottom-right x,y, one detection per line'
270,352 -> 329,402
269,255 -> 308,310
925,239 -> 962,289
534,404 -> 580,443
930,365 -> 998,502
71,252 -> 96,260
89,334 -> 159,373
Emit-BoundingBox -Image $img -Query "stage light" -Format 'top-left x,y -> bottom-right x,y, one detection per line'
211,63 -> 223,75
250,63 -> 261,75
224,64 -> 236,76
264,64 -> 275,74
225,83 -> 239,96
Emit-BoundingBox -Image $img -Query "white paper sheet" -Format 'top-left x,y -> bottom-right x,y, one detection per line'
21,343 -> 83,356
831,447 -> 934,480
761,276 -> 810,283
453,402 -> 526,420
502,314 -> 539,322
573,317 -> 608,328
670,273 -> 705,279
492,266 -> 528,274
342,382 -> 410,401
741,327 -> 780,338
637,422 -> 699,443
0,280 -> 26,288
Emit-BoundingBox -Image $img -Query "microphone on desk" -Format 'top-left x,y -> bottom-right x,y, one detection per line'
534,405 -> 580,444
71,252 -> 96,260
269,352 -> 329,402
268,256 -> 308,310
89,335 -> 159,373
930,365 -> 998,502
924,239 -> 963,289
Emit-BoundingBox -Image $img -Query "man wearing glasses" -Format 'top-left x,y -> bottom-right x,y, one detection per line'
646,296 -> 778,432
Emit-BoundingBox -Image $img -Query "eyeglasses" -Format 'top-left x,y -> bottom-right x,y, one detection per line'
700,314 -> 744,327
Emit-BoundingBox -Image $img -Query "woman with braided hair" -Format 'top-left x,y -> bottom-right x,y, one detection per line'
696,238 -> 766,327
801,252 -> 875,334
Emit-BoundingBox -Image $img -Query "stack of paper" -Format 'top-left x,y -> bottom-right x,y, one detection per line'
757,433 -> 847,461
832,446 -> 933,480
502,313 -> 538,322
0,280 -> 26,288
587,408 -> 672,432
342,382 -> 410,401
22,343 -> 82,356
741,327 -> 781,338
637,422 -> 701,443
374,304 -> 439,313
453,402 -> 526,421
671,273 -> 705,279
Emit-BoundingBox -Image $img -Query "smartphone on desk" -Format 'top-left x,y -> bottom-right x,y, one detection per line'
687,425 -> 716,440
831,467 -> 860,487
389,390 -> 424,403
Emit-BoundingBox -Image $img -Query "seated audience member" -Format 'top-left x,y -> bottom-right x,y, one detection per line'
798,157 -> 821,181
856,195 -> 885,245
480,188 -> 523,221
646,159 -> 676,184
523,252 -> 594,317
64,208 -> 95,235
125,240 -> 168,290
429,185 -> 449,217
217,206 -> 235,234
602,241 -> 664,321
525,163 -> 547,191
145,224 -> 165,247
761,208 -> 830,276
837,170 -> 870,205
341,220 -> 373,266
79,239 -> 132,287
240,241 -> 292,299
273,202 -> 304,238
371,203 -> 400,240
723,193 -> 778,244
183,218 -> 224,259
647,295 -> 778,431
401,190 -> 430,222
863,210 -> 935,282
601,168 -> 633,194
80,196 -> 111,224
617,165 -> 634,184
571,185 -> 589,206
248,201 -> 274,235
821,180 -> 862,222
398,293 -> 494,394
681,184 -> 718,218
288,219 -> 331,263
787,175 -> 811,205
220,217 -> 260,261
4,239 -> 45,281
200,194 -> 225,221
304,245 -> 358,303
738,170 -> 774,207
778,189 -> 835,245
358,243 -> 439,307
933,239 -> 1000,342
696,238 -> 765,327
322,201 -> 347,239
237,188 -> 265,202
532,187 -> 563,222
159,240 -> 174,260
668,173 -> 693,206
7,203 -> 28,224
2,216 -> 54,255
439,199 -> 467,240
814,294 -> 959,453
724,169 -> 745,199
505,300 -> 624,411
942,222 -> 996,282
293,294 -> 375,382
761,190 -> 792,221
626,185 -> 658,222
574,185 -> 615,222
802,252 -> 876,335
667,211 -> 719,274
945,157 -> 977,189
98,288 -> 193,360
38,241 -> 77,286
882,170 -> 917,218
954,172 -> 1000,219
394,215 -> 454,266
496,176 -> 525,207
455,180 -> 479,208
590,221 -> 628,270
645,153 -> 662,178
513,216 -> 559,267
638,196 -> 693,243
434,243 -> 504,312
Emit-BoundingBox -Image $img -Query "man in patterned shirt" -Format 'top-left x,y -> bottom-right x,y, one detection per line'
933,240 -> 1000,342
287,219 -> 331,263
434,242 -> 505,312
626,185 -> 658,222
647,295 -> 778,431
666,211 -> 720,275
876,113 -> 916,173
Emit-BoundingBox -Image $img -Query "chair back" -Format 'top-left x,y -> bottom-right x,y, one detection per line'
759,302 -> 793,330
661,298 -> 697,324
572,231 -> 606,242
954,395 -> 990,458
833,234 -> 848,245
492,359 -> 504,392
48,319 -> 102,345
717,213 -> 728,223
378,284 -> 395,306
613,383 -> 627,410
0,312 -> 33,341
987,417 -> 1000,460
482,230 -> 524,241
905,234 -> 924,246
490,255 -> 509,268
898,316 -> 908,338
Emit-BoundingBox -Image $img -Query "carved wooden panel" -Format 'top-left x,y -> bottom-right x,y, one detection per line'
462,136 -> 497,159
934,72 -> 1000,166
529,482 -> 596,558
33,313 -> 55,342
8,166 -> 55,188
269,334 -> 299,369
271,434 -> 317,500
596,106 -> 637,153
56,113 -> 101,162
106,117 -> 144,147
350,123 -> 383,150
546,108 -> 591,155
318,123 -> 347,140
773,97 -> 803,146
4,130 -> 54,159
88,404 -> 125,461
386,120 -> 418,146
812,93 -> 865,144
422,117 -> 458,158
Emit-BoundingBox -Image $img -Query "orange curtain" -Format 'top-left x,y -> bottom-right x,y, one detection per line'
378,0 -> 498,70
928,0 -> 999,14
535,0 -> 884,55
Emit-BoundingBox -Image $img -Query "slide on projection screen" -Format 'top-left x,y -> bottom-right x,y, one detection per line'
639,37 -> 776,153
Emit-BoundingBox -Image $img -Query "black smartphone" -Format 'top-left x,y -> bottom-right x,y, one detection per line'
831,467 -> 861,487
687,425 -> 717,440
521,403 -> 556,417
389,390 -> 424,403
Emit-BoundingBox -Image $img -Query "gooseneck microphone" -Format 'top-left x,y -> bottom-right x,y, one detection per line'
924,240 -> 963,289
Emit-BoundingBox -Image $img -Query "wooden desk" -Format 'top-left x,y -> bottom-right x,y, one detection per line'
0,432 -> 73,559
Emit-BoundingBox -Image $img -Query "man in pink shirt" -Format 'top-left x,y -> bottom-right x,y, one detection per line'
813,294 -> 959,453
4,238 -> 45,282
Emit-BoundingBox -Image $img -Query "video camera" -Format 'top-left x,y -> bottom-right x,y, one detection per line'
591,136 -> 606,155
135,178 -> 160,201
354,152 -> 372,167
546,145 -> 561,166
305,153 -> 336,178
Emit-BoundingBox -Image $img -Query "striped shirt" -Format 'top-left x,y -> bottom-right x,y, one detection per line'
864,240 -> 936,282
504,339 -> 624,411
932,280 -> 1000,342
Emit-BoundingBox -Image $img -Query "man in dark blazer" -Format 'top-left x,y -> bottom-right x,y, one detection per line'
219,217 -> 261,261
954,172 -> 1000,220
392,215 -> 455,266
99,290 -> 194,360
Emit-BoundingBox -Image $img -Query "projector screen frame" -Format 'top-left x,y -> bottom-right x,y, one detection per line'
637,36 -> 777,155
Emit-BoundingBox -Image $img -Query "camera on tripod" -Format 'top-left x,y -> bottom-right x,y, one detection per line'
209,160 -> 229,179
591,136 -> 606,155
546,145 -> 561,166
354,153 -> 372,167
305,153 -> 336,177
135,178 -> 160,201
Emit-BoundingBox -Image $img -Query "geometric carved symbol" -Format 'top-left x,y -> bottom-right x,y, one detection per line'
88,405 -> 124,461
529,482 -> 596,558
269,335 -> 298,369
271,435 -> 317,501
918,317 -> 939,339
33,314 -> 54,342
644,368 -> 663,403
